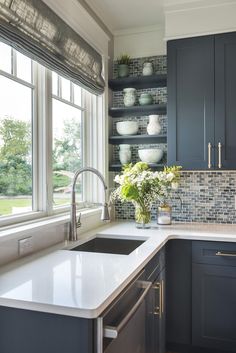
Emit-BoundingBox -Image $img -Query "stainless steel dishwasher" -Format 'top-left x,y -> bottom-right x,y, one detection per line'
96,271 -> 153,353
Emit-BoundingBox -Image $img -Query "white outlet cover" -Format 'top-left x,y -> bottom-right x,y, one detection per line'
18,237 -> 33,256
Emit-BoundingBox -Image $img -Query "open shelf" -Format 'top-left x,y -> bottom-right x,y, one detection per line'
109,134 -> 167,145
109,74 -> 167,91
109,163 -> 165,172
109,104 -> 167,118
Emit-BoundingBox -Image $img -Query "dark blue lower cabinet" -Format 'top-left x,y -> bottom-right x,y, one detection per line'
147,268 -> 165,353
0,306 -> 94,353
192,263 -> 236,352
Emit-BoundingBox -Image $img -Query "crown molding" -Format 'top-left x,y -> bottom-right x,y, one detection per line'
114,24 -> 164,37
164,0 -> 236,12
84,0 -> 114,33
164,28 -> 236,41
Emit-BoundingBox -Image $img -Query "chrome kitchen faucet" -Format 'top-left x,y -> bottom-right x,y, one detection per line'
70,167 -> 110,241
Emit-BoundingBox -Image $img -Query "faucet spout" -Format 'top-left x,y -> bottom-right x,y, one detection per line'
70,167 -> 110,241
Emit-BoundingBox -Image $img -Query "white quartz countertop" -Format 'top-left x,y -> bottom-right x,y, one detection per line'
1,221 -> 236,319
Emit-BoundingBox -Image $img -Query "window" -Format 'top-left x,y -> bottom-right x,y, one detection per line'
0,43 -> 34,217
0,41 -> 104,226
52,73 -> 83,208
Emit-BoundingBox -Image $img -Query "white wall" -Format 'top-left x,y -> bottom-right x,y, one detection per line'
165,1 -> 236,40
114,25 -> 166,59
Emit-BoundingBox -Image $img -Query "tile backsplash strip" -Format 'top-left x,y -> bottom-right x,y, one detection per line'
114,171 -> 236,224
112,56 -> 236,224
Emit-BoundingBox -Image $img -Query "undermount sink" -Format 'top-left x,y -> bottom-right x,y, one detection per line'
70,236 -> 146,255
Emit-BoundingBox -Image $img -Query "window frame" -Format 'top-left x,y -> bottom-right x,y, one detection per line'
0,43 -> 106,227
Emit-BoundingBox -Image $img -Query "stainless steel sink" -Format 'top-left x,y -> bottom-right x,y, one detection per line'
70,236 -> 146,255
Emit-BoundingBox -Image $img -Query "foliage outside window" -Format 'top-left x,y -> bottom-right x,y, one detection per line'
0,41 -> 99,223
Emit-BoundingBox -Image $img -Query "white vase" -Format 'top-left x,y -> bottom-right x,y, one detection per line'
123,88 -> 136,107
147,115 -> 161,135
119,144 -> 131,165
143,62 -> 153,76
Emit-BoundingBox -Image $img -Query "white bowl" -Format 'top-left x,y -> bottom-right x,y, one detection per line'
116,121 -> 139,135
138,148 -> 163,163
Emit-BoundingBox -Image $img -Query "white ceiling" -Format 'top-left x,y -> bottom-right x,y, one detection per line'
85,0 -> 165,33
85,0 -> 236,34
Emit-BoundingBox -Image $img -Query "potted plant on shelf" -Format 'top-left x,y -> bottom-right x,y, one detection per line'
111,162 -> 181,228
117,54 -> 131,78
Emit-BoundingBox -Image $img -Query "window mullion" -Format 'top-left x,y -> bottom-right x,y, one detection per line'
32,62 -> 39,212
37,67 -> 53,215
11,48 -> 16,76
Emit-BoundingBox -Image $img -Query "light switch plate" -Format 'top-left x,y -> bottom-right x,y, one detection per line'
18,237 -> 33,256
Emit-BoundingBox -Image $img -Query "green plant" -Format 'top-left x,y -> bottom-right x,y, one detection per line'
117,54 -> 131,65
110,162 -> 181,224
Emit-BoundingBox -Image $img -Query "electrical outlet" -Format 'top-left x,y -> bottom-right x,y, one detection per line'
18,237 -> 33,256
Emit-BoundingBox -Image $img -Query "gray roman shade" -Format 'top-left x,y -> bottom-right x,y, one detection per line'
0,0 -> 105,94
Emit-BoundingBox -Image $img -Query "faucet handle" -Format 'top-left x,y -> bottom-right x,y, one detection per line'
76,213 -> 82,228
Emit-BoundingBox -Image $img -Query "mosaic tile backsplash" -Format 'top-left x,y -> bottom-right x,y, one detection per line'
114,172 -> 236,224
112,56 -> 236,224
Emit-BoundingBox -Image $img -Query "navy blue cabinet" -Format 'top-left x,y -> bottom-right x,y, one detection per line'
166,240 -> 192,352
192,241 -> 236,352
146,249 -> 166,353
168,32 -> 236,170
168,36 -> 215,169
215,32 -> 236,169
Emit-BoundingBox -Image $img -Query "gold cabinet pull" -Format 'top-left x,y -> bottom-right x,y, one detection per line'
216,251 -> 236,257
153,282 -> 162,318
208,142 -> 212,169
218,142 -> 222,169
161,279 -> 164,315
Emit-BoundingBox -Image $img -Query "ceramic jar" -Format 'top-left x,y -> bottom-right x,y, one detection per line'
119,144 -> 131,165
147,115 -> 161,135
118,64 -> 129,78
123,88 -> 136,107
143,62 -> 153,76
139,93 -> 153,106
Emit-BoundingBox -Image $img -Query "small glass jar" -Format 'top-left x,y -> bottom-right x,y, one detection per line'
157,205 -> 172,225
119,144 -> 131,165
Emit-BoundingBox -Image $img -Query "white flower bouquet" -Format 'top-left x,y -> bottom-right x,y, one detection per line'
111,162 -> 181,227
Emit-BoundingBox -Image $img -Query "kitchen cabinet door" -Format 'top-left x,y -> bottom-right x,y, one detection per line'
167,36 -> 215,169
192,263 -> 236,351
215,32 -> 236,169
150,269 -> 165,353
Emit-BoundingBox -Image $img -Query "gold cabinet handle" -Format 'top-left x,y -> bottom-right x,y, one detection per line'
153,282 -> 162,318
161,279 -> 164,315
218,142 -> 222,169
216,251 -> 236,257
208,142 -> 212,169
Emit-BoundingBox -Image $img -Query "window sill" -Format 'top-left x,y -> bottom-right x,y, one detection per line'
0,207 -> 103,243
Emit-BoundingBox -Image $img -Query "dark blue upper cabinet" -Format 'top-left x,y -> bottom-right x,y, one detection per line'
167,36 -> 215,169
168,32 -> 236,170
215,32 -> 236,169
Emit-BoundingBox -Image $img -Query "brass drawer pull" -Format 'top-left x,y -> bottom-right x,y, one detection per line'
153,282 -> 162,318
216,251 -> 236,257
218,142 -> 222,169
208,142 -> 212,169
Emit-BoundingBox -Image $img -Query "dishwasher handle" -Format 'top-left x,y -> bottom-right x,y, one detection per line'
103,280 -> 152,339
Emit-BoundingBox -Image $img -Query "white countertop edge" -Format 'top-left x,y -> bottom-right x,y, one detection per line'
1,222 -> 236,319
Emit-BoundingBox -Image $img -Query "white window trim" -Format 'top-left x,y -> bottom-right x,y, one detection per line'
0,47 -> 108,229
